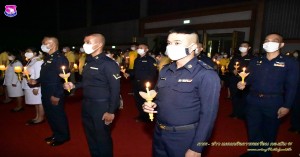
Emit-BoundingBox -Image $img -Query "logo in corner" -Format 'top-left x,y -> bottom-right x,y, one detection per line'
4,5 -> 17,17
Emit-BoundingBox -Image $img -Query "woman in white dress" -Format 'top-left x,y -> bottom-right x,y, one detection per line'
22,48 -> 45,125
3,52 -> 24,112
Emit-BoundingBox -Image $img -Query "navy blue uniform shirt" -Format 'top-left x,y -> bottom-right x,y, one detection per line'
246,54 -> 299,108
155,57 -> 221,152
130,55 -> 157,81
75,52 -> 120,113
39,50 -> 69,98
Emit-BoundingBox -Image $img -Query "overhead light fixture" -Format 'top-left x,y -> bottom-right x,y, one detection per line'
112,46 -> 116,49
72,46 -> 75,49
183,20 -> 190,24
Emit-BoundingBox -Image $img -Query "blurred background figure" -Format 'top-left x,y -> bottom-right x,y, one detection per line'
3,52 -> 24,112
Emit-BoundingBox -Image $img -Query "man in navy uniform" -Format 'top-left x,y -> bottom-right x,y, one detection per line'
30,36 -> 70,146
238,33 -> 299,157
228,41 -> 253,119
123,44 -> 157,122
64,33 -> 120,157
143,27 -> 221,157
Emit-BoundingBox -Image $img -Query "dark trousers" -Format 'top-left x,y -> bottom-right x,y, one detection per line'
82,99 -> 113,157
153,125 -> 196,157
245,97 -> 281,157
290,101 -> 300,130
41,85 -> 70,141
133,80 -> 152,121
229,75 -> 247,118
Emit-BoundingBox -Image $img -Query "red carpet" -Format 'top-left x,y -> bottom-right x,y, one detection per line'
0,78 -> 299,157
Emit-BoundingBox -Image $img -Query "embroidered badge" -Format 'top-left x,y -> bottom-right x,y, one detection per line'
113,74 -> 121,79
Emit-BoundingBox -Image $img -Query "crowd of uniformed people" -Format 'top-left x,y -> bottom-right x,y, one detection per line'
0,28 -> 299,157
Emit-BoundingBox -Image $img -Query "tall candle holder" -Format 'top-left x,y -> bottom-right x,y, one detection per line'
238,67 -> 249,84
139,82 -> 157,121
59,66 -> 71,92
14,66 -> 22,81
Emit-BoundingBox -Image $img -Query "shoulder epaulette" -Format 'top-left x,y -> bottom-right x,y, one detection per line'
198,60 -> 213,70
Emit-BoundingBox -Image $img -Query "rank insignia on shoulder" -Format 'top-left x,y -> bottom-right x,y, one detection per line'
90,67 -> 98,70
113,74 -> 121,79
153,63 -> 157,66
47,61 -> 52,63
160,77 -> 166,80
178,79 -> 193,82
274,62 -> 285,67
256,60 -> 262,65
187,64 -> 192,68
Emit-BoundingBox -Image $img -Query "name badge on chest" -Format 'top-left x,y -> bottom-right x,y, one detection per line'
178,79 -> 193,83
142,60 -> 147,63
90,67 -> 98,70
274,62 -> 285,67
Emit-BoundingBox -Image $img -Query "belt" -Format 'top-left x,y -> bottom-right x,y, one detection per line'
250,92 -> 282,98
157,122 -> 198,131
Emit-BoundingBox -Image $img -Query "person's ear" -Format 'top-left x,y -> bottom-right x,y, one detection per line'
280,42 -> 285,48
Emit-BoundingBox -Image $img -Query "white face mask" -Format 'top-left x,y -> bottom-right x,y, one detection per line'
166,44 -> 193,61
131,46 -> 136,51
41,44 -> 50,53
83,43 -> 95,54
223,55 -> 228,58
25,52 -> 34,59
137,49 -> 145,56
239,47 -> 248,53
263,42 -> 280,53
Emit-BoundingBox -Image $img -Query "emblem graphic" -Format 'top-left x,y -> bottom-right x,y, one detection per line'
4,5 -> 17,17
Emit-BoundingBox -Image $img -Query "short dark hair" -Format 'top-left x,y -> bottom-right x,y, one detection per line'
265,32 -> 284,42
169,27 -> 198,35
240,41 -> 251,47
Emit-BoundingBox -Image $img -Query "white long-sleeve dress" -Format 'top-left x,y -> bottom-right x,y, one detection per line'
3,60 -> 24,97
21,57 -> 43,104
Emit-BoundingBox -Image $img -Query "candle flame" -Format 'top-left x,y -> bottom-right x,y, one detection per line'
146,82 -> 150,88
61,66 -> 65,70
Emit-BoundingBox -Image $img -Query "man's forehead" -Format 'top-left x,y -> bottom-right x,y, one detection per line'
265,34 -> 282,42
167,33 -> 197,42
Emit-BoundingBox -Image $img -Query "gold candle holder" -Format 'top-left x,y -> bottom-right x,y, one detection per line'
238,67 -> 249,84
14,66 -> 22,81
139,82 -> 157,121
23,66 -> 30,80
59,66 -> 71,92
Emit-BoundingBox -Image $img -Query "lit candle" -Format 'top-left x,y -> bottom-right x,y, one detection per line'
14,66 -> 22,73
61,66 -> 66,75
239,67 -> 249,84
234,62 -> 240,71
73,64 -> 78,69
221,66 -> 225,75
235,62 -> 239,66
0,65 -> 5,77
146,82 -> 150,96
0,65 -> 5,71
23,66 -> 30,80
14,66 -> 22,81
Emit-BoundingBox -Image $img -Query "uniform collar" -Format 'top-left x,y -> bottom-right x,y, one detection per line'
168,57 -> 197,73
86,52 -> 105,62
262,53 -> 283,61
